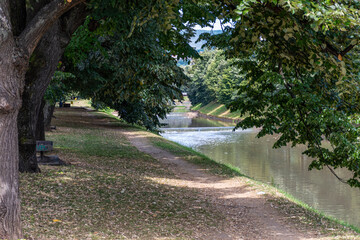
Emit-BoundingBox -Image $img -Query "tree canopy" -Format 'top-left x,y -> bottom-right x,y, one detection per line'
185,49 -> 242,106
2,0 -> 360,238
61,0 -> 212,129
197,0 -> 360,187
63,20 -> 187,129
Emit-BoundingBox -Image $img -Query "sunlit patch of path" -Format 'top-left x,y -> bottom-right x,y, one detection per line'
121,130 -> 341,240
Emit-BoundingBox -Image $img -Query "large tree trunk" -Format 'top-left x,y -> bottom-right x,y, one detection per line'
44,101 -> 56,131
0,23 -> 25,240
36,99 -> 46,141
18,5 -> 87,173
0,0 -> 86,238
18,22 -> 63,173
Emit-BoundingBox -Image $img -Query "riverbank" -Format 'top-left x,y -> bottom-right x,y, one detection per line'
190,101 -> 242,123
21,106 -> 359,239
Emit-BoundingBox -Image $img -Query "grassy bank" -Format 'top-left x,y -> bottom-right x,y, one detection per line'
20,106 -> 360,239
192,101 -> 241,119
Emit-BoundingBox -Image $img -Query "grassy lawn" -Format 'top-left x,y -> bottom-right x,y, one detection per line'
20,107 -> 360,239
21,108 -> 225,239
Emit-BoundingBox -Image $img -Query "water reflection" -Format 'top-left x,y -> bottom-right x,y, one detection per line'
160,113 -> 360,228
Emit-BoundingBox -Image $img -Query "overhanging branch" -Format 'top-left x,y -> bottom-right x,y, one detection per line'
340,44 -> 356,56
18,0 -> 86,55
326,165 -> 348,184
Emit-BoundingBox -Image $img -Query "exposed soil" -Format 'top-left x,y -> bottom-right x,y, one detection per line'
122,130 -> 355,240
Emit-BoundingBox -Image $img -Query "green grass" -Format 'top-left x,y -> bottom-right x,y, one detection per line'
191,103 -> 202,111
21,107 -> 228,240
271,189 -> 360,234
149,136 -> 244,177
226,110 -> 242,118
21,107 -> 360,239
50,130 -> 142,159
197,102 -> 222,114
99,106 -> 116,115
210,104 -> 228,116
172,106 -> 188,113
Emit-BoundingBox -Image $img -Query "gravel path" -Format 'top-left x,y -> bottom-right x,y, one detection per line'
122,130 -> 325,240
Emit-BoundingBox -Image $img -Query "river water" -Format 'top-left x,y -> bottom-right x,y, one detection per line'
160,112 -> 360,228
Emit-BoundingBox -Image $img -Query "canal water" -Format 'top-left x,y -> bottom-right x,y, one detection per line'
160,112 -> 360,228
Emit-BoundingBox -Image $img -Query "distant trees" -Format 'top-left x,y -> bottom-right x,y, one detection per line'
185,49 -> 242,106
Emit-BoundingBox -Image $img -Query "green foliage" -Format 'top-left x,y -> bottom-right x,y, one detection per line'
53,0 -> 229,131
185,49 -> 242,106
204,0 -> 360,187
64,1 -> 205,130
44,65 -> 76,105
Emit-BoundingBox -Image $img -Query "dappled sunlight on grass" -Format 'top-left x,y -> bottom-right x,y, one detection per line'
21,107 -> 229,239
20,106 -> 360,239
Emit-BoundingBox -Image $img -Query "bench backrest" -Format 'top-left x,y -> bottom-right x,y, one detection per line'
36,141 -> 53,152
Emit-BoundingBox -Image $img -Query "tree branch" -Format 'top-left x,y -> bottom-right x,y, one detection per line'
340,44 -> 356,56
324,41 -> 357,59
278,61 -> 350,185
326,165 -> 348,184
18,0 -> 86,55
324,40 -> 339,57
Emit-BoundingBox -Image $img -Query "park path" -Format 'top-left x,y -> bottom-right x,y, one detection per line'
121,130 -> 325,240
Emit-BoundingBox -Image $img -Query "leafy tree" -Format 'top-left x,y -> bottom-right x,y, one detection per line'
44,70 -> 76,106
204,0 -> 360,187
64,22 -> 188,130
17,0 -> 212,173
1,0 -> 213,237
185,49 -> 242,106
62,0 -> 216,130
0,0 -> 87,237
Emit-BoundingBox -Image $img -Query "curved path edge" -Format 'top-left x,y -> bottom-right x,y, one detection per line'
122,130 -> 325,240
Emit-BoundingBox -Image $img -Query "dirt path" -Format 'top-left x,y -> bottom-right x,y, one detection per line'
122,130 -> 325,240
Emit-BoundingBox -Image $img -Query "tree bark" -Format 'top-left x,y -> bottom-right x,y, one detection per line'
18,5 -> 87,172
0,0 -> 86,238
18,21 -> 63,173
9,0 -> 27,36
0,5 -> 25,238
44,101 -> 56,131
36,99 -> 46,141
